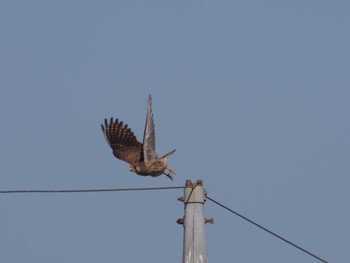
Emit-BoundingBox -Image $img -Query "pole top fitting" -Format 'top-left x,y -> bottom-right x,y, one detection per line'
196,179 -> 203,186
205,217 -> 214,224
185,179 -> 193,187
177,196 -> 185,202
177,218 -> 184,225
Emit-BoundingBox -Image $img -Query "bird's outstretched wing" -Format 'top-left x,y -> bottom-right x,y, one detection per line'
101,118 -> 143,165
142,95 -> 158,163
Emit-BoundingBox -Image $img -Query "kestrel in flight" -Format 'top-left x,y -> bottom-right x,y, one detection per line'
101,95 -> 176,180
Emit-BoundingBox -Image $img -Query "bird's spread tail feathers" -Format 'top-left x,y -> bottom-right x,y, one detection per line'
161,149 -> 176,159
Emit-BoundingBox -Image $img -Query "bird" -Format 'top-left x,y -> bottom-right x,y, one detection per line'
101,95 -> 176,181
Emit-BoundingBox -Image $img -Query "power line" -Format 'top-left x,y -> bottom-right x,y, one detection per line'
0,186 -> 185,194
206,196 -> 328,263
1,185 -> 329,262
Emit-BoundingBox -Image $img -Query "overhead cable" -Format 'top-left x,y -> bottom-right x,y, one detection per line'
206,195 -> 328,263
0,186 -> 185,194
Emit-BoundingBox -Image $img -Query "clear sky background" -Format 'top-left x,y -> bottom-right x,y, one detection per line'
1,1 -> 349,262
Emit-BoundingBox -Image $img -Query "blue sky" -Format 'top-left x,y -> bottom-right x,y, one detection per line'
1,1 -> 349,262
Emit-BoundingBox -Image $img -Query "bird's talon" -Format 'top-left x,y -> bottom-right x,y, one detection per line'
167,166 -> 175,175
164,173 -> 174,181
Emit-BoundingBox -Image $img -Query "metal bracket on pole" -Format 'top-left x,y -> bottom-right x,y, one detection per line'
177,179 -> 210,263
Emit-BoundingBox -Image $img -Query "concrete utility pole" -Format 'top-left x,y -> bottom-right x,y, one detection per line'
177,180 -> 213,263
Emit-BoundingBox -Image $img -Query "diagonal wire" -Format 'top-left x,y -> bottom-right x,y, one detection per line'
0,186 -> 185,194
206,195 -> 328,263
184,184 -> 197,205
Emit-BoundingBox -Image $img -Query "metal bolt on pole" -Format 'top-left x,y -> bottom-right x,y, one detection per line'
177,179 -> 209,263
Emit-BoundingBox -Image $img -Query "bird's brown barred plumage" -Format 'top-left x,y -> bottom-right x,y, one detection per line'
101,118 -> 143,165
101,95 -> 176,180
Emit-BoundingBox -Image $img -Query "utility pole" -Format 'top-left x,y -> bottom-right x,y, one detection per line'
177,179 -> 213,263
